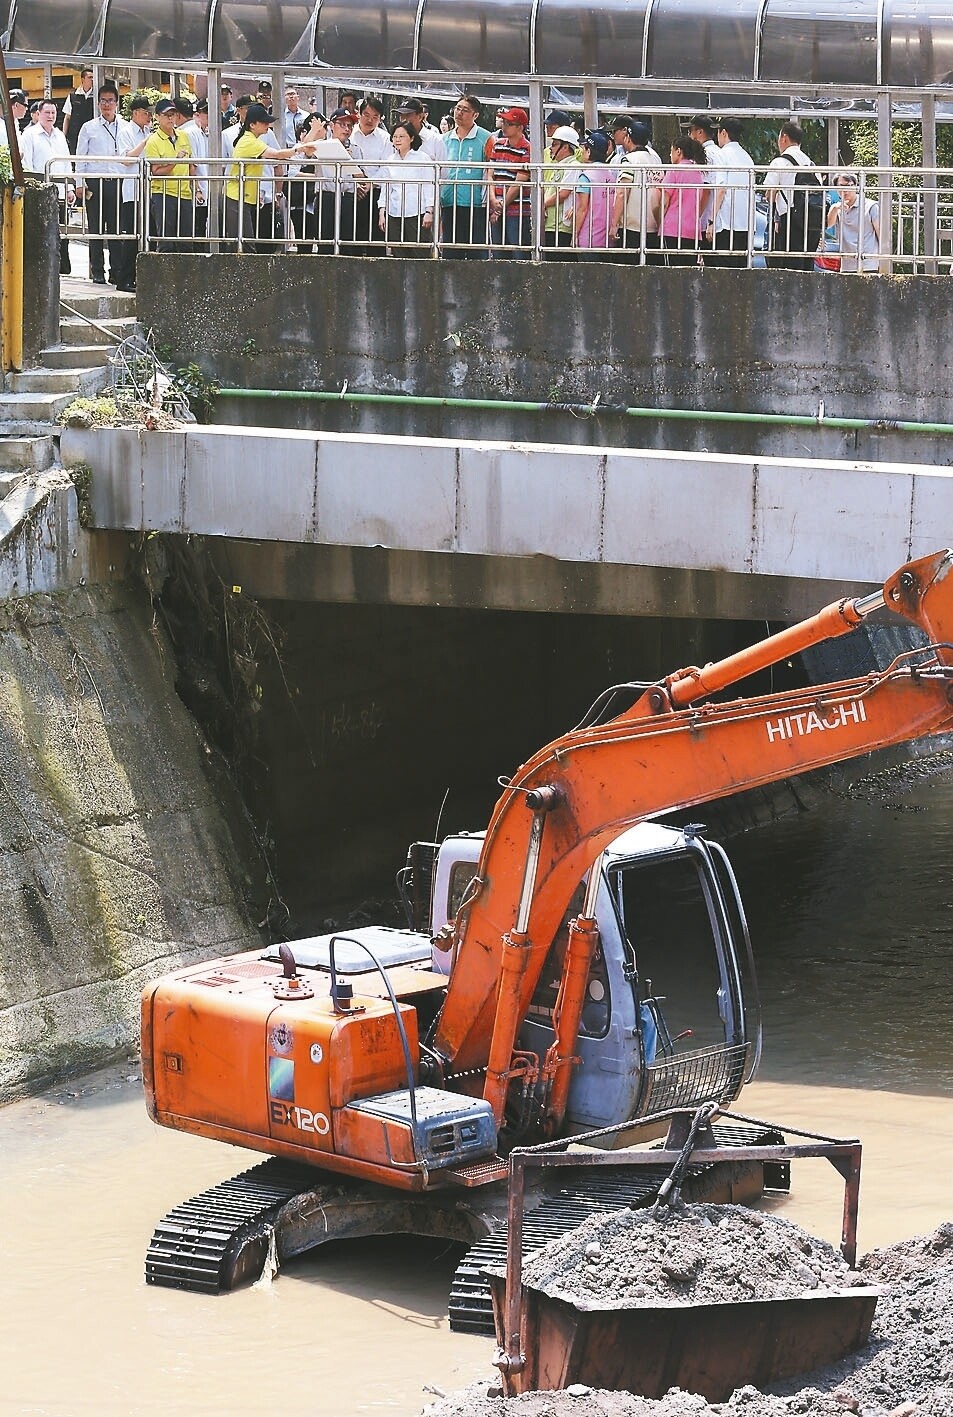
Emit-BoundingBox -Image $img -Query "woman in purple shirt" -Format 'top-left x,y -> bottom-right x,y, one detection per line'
660,136 -> 706,266
570,131 -> 616,258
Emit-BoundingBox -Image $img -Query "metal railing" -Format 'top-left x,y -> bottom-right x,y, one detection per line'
39,154 -> 953,273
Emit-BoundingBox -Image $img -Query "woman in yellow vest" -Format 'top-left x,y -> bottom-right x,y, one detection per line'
225,102 -> 316,248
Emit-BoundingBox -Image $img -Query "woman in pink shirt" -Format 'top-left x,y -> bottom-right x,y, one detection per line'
660,135 -> 706,265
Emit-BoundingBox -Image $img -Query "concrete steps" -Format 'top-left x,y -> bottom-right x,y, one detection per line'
8,366 -> 108,395
59,317 -> 132,347
0,283 -> 139,460
41,343 -> 116,370
0,390 -> 76,431
0,435 -> 56,472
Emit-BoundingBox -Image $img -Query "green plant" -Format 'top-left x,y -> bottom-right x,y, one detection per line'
59,395 -> 126,427
69,463 -> 93,527
170,362 -> 220,422
845,120 -> 953,179
119,86 -> 196,122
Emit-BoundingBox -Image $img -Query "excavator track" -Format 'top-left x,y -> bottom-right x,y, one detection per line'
448,1121 -> 786,1335
145,1158 -> 318,1293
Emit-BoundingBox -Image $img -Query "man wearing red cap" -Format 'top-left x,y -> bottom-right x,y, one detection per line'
489,107 -> 532,259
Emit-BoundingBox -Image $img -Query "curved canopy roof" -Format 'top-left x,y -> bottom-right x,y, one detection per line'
4,0 -> 953,92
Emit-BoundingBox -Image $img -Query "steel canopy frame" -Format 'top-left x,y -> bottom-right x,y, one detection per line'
2,0 -> 953,97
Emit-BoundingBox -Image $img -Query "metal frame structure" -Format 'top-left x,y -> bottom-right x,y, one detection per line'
494,1105 -> 864,1383
6,0 -> 953,187
1,0 -> 951,92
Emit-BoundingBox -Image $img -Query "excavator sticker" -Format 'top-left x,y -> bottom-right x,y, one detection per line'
269,1101 -> 331,1134
269,1022 -> 294,1055
765,699 -> 867,743
268,1055 -> 295,1101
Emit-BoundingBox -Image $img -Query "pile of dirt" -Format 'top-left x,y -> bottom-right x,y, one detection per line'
423,1219 -> 953,1417
519,1203 -> 855,1307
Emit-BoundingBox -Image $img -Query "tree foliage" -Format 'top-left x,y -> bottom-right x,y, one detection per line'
846,120 -> 953,180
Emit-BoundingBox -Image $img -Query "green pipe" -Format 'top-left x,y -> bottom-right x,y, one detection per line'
216,386 -> 953,438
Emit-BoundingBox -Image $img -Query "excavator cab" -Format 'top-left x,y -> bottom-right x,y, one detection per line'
430,824 -> 761,1137
602,824 -> 761,1117
519,822 -> 760,1133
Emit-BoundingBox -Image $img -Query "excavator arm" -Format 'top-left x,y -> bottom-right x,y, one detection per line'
433,551 -> 953,1123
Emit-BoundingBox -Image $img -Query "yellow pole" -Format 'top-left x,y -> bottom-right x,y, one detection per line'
8,185 -> 22,371
0,44 -> 25,372
1,186 -> 11,372
0,185 -> 24,373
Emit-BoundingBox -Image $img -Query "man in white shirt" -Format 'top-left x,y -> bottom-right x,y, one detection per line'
764,121 -> 823,270
75,86 -> 129,283
316,107 -> 369,251
688,115 -> 723,251
21,98 -> 75,274
181,99 -> 210,240
281,89 -> 303,147
114,94 -> 153,291
256,119 -> 286,251
349,96 -> 391,254
610,120 -> 663,263
704,117 -> 755,268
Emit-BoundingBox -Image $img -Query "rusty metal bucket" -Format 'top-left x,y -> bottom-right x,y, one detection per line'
488,1274 -> 879,1401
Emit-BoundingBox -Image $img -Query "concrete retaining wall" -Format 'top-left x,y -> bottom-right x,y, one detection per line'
138,255 -> 953,465
21,183 -> 59,366
0,471 -> 126,599
0,579 -> 262,1099
61,423 -> 953,620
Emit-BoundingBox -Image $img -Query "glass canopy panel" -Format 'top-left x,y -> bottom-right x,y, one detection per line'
886,0 -> 953,85
760,0 -> 880,87
9,0 -> 104,56
418,0 -> 530,73
315,0 -> 418,70
212,0 -> 314,63
104,0 -> 213,61
534,0 -> 649,78
646,0 -> 761,82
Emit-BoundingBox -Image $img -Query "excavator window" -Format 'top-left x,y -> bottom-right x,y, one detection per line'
610,852 -> 736,1055
525,883 -> 612,1039
447,861 -> 478,921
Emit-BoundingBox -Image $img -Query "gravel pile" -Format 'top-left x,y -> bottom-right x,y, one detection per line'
520,1203 -> 856,1307
422,1219 -> 953,1417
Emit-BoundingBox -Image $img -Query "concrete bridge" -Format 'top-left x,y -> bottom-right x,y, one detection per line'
61,423 -> 953,621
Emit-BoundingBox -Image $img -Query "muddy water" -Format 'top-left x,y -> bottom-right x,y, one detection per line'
2,762 -> 953,1416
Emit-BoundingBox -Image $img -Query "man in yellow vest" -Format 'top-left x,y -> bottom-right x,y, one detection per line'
144,98 -> 195,252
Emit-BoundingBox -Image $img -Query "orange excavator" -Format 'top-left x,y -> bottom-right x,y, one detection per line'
142,550 -> 953,1309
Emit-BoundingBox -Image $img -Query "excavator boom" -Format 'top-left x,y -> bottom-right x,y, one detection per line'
433,551 -> 953,1116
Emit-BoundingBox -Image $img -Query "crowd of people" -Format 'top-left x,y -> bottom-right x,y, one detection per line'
1,75 -> 886,277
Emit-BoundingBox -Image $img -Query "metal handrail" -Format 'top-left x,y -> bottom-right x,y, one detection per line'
42,154 -> 953,270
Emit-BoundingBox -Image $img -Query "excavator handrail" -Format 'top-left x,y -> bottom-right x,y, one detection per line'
705,837 -> 763,1083
327,933 -> 426,1172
